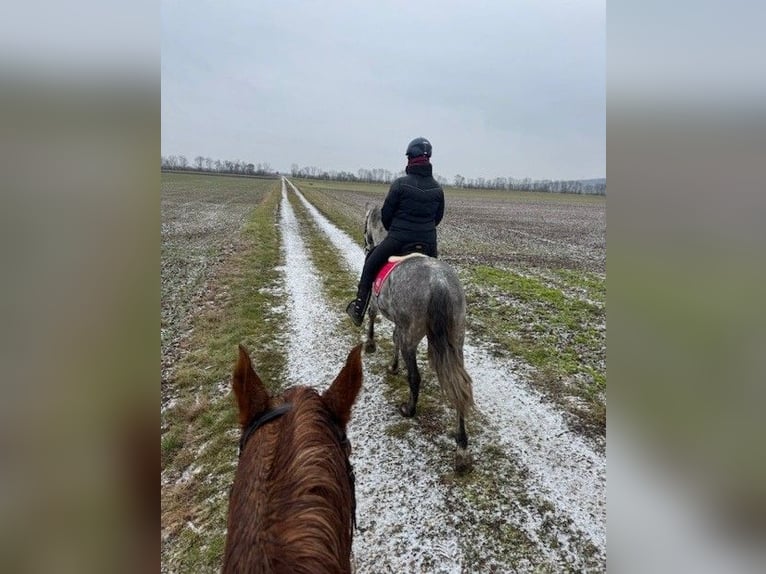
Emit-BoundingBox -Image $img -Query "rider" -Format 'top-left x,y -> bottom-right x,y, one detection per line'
345,137 -> 445,327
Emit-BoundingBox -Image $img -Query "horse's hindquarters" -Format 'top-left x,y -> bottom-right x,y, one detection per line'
375,257 -> 474,472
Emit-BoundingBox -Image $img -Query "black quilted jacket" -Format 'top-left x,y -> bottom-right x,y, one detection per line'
380,164 -> 444,244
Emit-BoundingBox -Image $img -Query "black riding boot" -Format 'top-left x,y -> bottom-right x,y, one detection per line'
345,286 -> 371,327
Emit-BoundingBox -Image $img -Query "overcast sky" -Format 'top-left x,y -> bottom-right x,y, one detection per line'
161,0 -> 604,181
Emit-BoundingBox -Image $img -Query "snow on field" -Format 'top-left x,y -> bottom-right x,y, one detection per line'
279,180 -> 464,572
464,343 -> 606,551
278,179 -> 345,386
283,177 -> 606,568
285,178 -> 364,273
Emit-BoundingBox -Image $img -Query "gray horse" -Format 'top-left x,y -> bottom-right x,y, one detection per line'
363,205 -> 474,472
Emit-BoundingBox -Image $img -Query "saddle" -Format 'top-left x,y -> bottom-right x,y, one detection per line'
372,252 -> 428,296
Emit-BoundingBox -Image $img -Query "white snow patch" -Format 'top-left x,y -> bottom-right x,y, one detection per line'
162,398 -> 178,415
285,178 -> 365,274
280,179 -> 463,572
180,463 -> 203,483
279,181 -> 347,386
464,342 -> 606,553
348,363 -> 464,573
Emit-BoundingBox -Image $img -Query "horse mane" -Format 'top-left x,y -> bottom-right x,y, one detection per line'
364,204 -> 385,250
223,386 -> 355,574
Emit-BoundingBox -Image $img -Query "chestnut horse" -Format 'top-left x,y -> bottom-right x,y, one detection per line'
223,345 -> 363,574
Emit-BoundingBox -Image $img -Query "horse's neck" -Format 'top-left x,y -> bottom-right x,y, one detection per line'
372,230 -> 387,245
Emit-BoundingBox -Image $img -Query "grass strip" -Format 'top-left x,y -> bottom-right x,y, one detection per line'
465,265 -> 606,435
161,179 -> 285,572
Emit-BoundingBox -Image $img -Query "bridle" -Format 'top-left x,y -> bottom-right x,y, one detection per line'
337,429 -> 357,532
238,403 -> 293,458
235,401 -> 357,533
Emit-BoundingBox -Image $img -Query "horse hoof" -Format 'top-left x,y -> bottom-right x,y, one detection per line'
364,341 -> 376,353
455,448 -> 473,474
398,403 -> 415,418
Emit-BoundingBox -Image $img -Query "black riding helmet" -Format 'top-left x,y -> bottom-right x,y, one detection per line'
405,137 -> 432,158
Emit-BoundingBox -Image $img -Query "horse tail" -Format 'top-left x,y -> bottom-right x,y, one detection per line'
426,285 -> 474,416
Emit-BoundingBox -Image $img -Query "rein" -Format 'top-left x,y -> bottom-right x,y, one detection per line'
238,403 -> 293,457
337,430 -> 357,532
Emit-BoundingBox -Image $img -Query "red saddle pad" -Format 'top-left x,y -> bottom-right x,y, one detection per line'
372,260 -> 399,296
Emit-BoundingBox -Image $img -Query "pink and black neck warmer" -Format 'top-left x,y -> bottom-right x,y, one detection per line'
405,155 -> 432,176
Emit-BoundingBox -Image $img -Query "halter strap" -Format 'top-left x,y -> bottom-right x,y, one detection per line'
340,432 -> 357,532
238,403 -> 293,458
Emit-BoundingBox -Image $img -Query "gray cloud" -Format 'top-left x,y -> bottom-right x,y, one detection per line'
162,0 -> 604,180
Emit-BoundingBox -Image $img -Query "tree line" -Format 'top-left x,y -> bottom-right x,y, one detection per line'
161,155 -> 273,176
161,155 -> 605,195
453,175 -> 606,195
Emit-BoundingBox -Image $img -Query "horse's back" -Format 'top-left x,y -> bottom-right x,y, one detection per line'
378,256 -> 466,325
395,257 -> 463,298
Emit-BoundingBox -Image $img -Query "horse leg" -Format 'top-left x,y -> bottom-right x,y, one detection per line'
388,326 -> 400,374
455,412 -> 468,449
364,306 -> 376,353
454,410 -> 473,474
398,346 -> 420,418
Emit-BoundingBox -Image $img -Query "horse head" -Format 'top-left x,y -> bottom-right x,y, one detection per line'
223,345 -> 363,573
363,204 -> 386,254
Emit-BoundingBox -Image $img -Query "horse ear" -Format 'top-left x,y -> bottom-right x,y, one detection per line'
232,344 -> 271,428
322,345 -> 363,429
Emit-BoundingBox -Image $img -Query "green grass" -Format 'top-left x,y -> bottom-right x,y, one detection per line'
161,430 -> 184,466
168,188 -> 287,393
286,190 -> 360,303
161,178 -> 286,573
292,177 -> 388,194
551,268 -> 606,305
466,265 -> 606,435
384,420 -> 411,439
